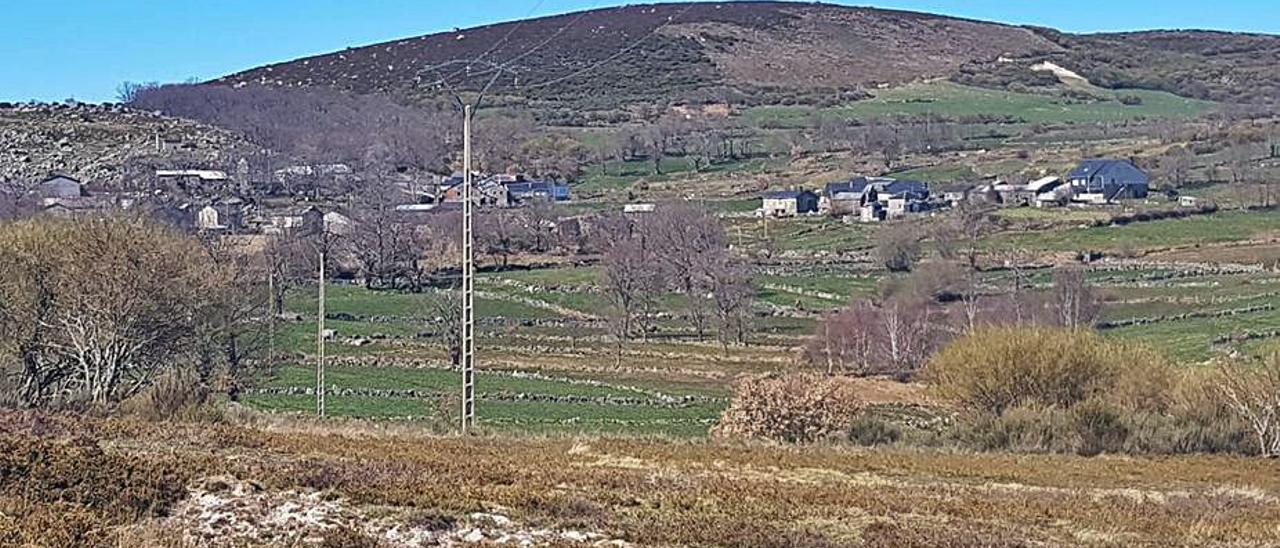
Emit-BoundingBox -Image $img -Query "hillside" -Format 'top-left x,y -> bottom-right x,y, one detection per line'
216,2 -> 1280,111
0,102 -> 262,189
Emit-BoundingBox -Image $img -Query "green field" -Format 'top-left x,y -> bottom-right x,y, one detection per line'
989,209 -> 1280,252
741,81 -> 1216,128
245,364 -> 726,436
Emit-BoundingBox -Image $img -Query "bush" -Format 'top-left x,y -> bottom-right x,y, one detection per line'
712,374 -> 862,443
319,527 -> 389,548
923,327 -> 1172,414
847,414 -> 902,446
0,433 -> 189,546
119,368 -> 219,422
1071,398 -> 1130,456
0,216 -> 257,409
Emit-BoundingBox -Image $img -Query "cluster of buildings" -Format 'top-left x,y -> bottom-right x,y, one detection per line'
26,167 -> 575,235
759,158 -> 1152,222
762,176 -> 935,222
30,173 -> 338,235
397,173 -> 570,212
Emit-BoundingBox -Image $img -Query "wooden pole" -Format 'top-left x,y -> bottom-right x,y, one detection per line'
316,251 -> 326,417
267,267 -> 275,368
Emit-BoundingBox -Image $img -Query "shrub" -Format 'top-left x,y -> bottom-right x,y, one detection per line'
923,327 -> 1172,414
120,368 -> 219,422
1071,398 -> 1130,456
0,433 -> 190,546
951,405 -> 1076,453
319,527 -> 388,548
847,414 -> 902,446
711,374 -> 862,443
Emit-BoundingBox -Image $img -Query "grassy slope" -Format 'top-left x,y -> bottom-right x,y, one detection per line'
990,209 -> 1280,252
741,81 -> 1216,127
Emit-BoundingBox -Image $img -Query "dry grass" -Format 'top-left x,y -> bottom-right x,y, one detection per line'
4,412 -> 1280,546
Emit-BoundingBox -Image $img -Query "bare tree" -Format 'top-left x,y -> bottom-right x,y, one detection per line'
1216,358 -> 1280,457
1052,267 -> 1100,329
523,200 -> 561,254
1160,145 -> 1193,191
0,216 -> 250,407
476,208 -> 531,269
643,204 -> 728,338
602,237 -> 663,364
868,119 -> 902,170
348,182 -> 417,288
875,223 -> 923,273
804,294 -> 943,378
705,252 -> 754,349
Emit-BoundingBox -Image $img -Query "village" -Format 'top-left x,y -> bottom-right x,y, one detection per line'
759,157 -> 1159,221
21,155 -> 1161,238
7,1 -> 1280,544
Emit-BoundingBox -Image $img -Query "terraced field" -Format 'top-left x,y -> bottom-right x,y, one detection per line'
249,234 -> 1280,433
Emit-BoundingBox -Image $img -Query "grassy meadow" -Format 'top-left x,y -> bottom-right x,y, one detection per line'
741,81 -> 1216,128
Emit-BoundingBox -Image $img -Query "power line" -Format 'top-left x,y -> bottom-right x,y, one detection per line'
436,0 -> 549,84
519,4 -> 696,91
421,7 -> 595,91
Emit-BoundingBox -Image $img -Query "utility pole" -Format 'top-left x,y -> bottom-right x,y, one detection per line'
461,105 -> 476,432
267,267 -> 275,368
316,251 -> 326,417
417,59 -> 513,433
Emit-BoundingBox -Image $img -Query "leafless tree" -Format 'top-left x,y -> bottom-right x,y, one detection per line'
1216,358 -> 1280,457
520,133 -> 589,182
705,252 -> 754,349
875,223 -> 923,273
348,182 -> 418,288
643,204 -> 728,338
0,216 -> 251,407
523,200 -> 561,254
805,294 -> 944,378
129,83 -> 455,187
868,119 -> 903,170
194,236 -> 269,386
1160,145 -> 1194,190
1052,267 -> 1100,329
602,237 -> 663,364
476,208 -> 531,269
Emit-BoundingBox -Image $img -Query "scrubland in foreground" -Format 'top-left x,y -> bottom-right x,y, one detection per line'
4,411 -> 1280,547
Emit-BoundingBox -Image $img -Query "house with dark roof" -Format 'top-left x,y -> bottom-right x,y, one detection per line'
762,189 -> 819,217
506,180 -> 569,204
1068,159 -> 1149,202
37,174 -> 83,200
881,180 -> 929,201
822,177 -> 886,215
934,183 -> 975,204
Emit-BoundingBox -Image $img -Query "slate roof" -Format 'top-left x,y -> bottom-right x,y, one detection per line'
1068,159 -> 1147,183
882,180 -> 928,197
764,190 -> 814,200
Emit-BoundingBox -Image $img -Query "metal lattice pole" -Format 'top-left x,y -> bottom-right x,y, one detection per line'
461,105 -> 476,431
316,250 -> 326,417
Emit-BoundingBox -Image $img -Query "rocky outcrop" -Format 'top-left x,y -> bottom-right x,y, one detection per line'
0,102 -> 260,190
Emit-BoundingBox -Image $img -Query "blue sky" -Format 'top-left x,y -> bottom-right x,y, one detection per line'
3,0 -> 1277,103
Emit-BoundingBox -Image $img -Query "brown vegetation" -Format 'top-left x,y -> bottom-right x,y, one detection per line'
2,412 -> 1279,546
0,216 -> 260,408
711,374 -> 862,443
